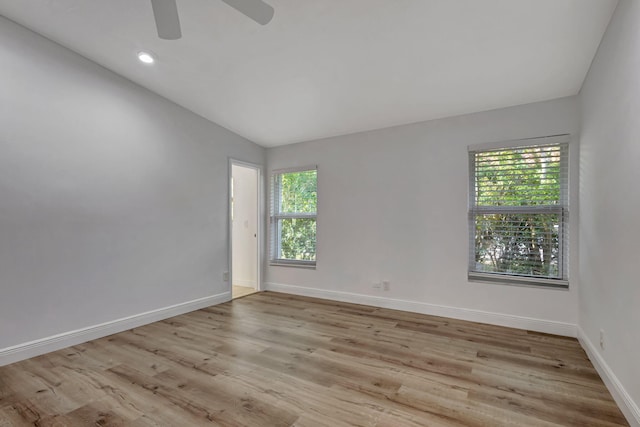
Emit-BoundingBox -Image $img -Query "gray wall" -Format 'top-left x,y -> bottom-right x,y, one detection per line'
266,96 -> 580,329
579,0 -> 640,418
0,16 -> 264,349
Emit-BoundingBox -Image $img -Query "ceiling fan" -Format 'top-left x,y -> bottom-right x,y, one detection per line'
150,0 -> 274,40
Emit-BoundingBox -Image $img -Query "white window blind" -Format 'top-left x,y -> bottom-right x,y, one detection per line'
270,166 -> 317,267
468,136 -> 569,288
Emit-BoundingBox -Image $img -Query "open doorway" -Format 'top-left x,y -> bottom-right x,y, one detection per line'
230,161 -> 260,299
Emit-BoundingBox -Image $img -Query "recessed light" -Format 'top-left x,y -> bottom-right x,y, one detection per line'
137,51 -> 156,64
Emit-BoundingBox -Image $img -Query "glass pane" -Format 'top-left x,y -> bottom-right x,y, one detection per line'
278,218 -> 316,261
473,213 -> 560,278
475,145 -> 562,207
279,170 -> 317,214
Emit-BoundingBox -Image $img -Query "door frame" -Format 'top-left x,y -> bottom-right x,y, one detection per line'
228,158 -> 263,296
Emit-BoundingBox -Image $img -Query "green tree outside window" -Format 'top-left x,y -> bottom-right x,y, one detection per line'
272,169 -> 317,264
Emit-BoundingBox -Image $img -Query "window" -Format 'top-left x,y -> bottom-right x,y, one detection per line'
468,136 -> 569,288
270,167 -> 317,267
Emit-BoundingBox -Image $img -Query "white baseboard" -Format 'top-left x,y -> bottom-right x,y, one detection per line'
578,328 -> 640,427
264,282 -> 577,337
0,292 -> 231,367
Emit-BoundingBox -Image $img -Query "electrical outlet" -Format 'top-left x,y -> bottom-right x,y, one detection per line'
223,271 -> 229,282
600,329 -> 605,350
382,280 -> 390,291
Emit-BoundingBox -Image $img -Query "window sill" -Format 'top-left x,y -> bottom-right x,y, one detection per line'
468,272 -> 569,290
270,261 -> 316,270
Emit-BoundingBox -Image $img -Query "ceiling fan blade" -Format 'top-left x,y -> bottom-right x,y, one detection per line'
221,0 -> 274,25
150,0 -> 182,40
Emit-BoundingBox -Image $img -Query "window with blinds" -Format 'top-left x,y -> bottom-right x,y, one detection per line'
468,136 -> 569,287
270,167 -> 317,267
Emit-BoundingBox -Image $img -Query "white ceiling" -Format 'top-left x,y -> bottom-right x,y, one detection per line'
0,0 -> 617,147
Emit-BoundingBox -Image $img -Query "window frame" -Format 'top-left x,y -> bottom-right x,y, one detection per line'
270,166 -> 317,268
467,135 -> 570,289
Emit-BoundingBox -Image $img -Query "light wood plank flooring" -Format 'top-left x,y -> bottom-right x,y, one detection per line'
0,292 -> 628,426
232,285 -> 257,299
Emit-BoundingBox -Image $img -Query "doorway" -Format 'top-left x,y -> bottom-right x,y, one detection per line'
230,161 -> 260,299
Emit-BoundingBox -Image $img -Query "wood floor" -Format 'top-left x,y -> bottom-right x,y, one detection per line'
232,285 -> 257,299
0,292 -> 628,427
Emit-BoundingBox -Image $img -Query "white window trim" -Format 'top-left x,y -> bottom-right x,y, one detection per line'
270,166 -> 317,268
467,134 -> 570,289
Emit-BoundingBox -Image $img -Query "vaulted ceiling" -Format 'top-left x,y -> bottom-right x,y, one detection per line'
0,0 -> 618,146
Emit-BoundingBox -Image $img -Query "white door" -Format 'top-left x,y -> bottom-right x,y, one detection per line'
231,163 -> 258,297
